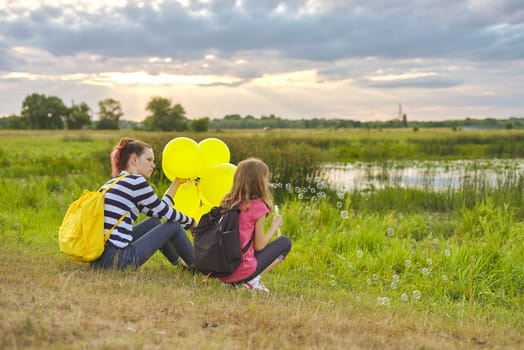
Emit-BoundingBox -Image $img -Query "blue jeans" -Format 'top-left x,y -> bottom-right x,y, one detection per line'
91,218 -> 194,270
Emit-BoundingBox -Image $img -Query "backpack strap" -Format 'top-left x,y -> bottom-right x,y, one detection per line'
241,238 -> 252,253
234,203 -> 253,253
100,173 -> 130,242
99,173 -> 129,194
104,213 -> 127,242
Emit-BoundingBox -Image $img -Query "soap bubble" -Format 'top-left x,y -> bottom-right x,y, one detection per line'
372,274 -> 378,281
405,259 -> 412,268
444,249 -> 451,257
442,275 -> 448,282
356,250 -> 363,258
426,258 -> 433,266
337,192 -> 345,200
401,293 -> 409,302
377,296 -> 390,306
336,201 -> 343,208
421,267 -> 430,276
298,193 -> 304,200
392,274 -> 400,282
329,280 -> 337,287
391,282 -> 398,289
386,228 -> 394,237
412,290 -> 421,300
340,210 -> 349,219
305,206 -> 311,213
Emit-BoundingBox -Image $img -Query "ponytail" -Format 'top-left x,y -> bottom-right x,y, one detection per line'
110,138 -> 151,176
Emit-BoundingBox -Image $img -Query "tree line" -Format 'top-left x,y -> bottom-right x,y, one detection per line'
1,93 -> 522,131
212,114 -> 524,130
0,93 -> 209,132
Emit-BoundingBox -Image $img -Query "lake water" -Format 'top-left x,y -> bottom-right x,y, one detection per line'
319,159 -> 524,192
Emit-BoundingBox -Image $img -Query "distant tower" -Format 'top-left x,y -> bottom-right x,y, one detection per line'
398,104 -> 407,126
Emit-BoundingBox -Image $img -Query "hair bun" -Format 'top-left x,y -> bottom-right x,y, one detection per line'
120,138 -> 133,148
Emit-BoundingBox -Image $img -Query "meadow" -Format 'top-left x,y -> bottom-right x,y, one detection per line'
0,129 -> 523,349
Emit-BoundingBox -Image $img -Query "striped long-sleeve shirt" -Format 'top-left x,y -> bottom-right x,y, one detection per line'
100,171 -> 194,248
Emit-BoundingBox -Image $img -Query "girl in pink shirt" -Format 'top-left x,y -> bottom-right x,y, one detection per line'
219,158 -> 292,292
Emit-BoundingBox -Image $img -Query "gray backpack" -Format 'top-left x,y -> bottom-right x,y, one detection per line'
193,206 -> 251,277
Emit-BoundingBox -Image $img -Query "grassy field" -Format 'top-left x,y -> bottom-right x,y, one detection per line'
0,129 -> 523,349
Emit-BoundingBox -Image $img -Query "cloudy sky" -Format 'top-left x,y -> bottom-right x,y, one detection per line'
0,0 -> 523,122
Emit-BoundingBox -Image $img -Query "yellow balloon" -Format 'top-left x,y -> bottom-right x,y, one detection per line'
193,201 -> 215,224
199,163 -> 236,206
173,181 -> 201,219
162,137 -> 201,180
198,138 -> 230,171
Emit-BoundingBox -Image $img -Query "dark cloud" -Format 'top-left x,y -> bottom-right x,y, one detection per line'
0,1 -> 522,62
0,38 -> 27,71
360,75 -> 463,89
29,5 -> 63,24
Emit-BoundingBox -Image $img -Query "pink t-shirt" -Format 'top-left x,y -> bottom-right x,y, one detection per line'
219,199 -> 269,283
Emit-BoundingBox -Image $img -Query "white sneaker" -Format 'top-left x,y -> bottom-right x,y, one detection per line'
244,275 -> 270,293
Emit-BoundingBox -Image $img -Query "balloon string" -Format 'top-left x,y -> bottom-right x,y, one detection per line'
194,178 -> 203,208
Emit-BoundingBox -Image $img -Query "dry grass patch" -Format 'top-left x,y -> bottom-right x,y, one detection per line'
1,247 -> 521,350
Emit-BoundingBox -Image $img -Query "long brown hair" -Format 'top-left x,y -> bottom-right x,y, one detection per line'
110,138 -> 151,176
220,158 -> 273,211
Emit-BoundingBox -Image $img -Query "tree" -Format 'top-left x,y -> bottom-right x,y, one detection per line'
144,96 -> 189,131
0,114 -> 28,129
21,93 -> 68,129
144,97 -> 170,131
171,103 -> 189,131
224,114 -> 242,120
66,102 -> 91,129
191,117 -> 210,132
97,98 -> 123,130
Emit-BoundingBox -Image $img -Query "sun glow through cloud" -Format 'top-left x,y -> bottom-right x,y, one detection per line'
249,70 -> 319,88
367,72 -> 438,81
3,71 -> 241,87
83,71 -> 242,87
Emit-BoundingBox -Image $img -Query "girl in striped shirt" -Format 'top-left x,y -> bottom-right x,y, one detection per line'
91,138 -> 196,270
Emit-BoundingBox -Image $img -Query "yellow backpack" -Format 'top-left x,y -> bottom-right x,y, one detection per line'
58,174 -> 129,262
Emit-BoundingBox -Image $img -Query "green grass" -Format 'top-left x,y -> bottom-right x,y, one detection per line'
1,129 -> 523,349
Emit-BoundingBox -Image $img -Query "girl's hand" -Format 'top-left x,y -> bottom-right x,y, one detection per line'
271,215 -> 284,230
174,177 -> 191,185
166,178 -> 190,198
